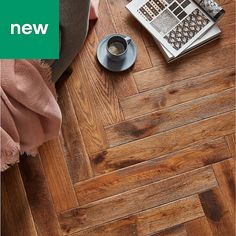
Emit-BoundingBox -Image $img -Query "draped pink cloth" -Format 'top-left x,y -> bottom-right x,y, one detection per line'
1,60 -> 62,171
90,0 -> 100,20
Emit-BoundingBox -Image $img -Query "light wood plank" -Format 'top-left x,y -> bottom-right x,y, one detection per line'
108,0 -> 152,72
95,0 -> 139,98
213,159 -> 235,217
59,167 -> 217,234
91,111 -> 234,174
75,138 -> 230,204
136,196 -> 204,235
67,55 -> 108,154
57,81 -> 93,183
134,44 -> 235,92
71,217 -> 137,236
225,134 -> 235,158
78,28 -> 124,126
199,188 -> 235,236
19,155 -> 61,236
106,88 -> 235,147
185,217 -> 213,236
1,166 -> 38,236
39,139 -> 78,212
120,66 -> 235,119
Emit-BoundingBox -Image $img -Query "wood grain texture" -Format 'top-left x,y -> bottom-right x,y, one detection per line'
57,81 -> 93,183
2,1 -> 235,235
1,166 -> 38,236
106,88 -> 235,147
108,0 -> 152,72
120,66 -> 235,119
185,217 -> 213,236
136,195 -> 204,235
59,167 -> 217,234
134,44 -> 235,92
95,0 -> 138,99
71,217 -> 137,236
92,111 -> 234,174
19,155 -> 61,236
78,28 -> 124,126
75,138 -> 230,204
39,139 -> 78,212
199,188 -> 235,236
225,134 -> 235,158
152,225 -> 187,236
213,159 -> 235,217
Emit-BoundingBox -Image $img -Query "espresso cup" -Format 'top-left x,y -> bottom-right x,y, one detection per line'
106,35 -> 132,61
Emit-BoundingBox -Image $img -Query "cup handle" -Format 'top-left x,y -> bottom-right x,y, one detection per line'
124,36 -> 132,45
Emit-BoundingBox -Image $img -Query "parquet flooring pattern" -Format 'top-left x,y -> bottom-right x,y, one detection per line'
1,0 -> 235,235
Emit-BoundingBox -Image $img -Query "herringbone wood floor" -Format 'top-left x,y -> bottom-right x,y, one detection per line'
2,0 -> 235,235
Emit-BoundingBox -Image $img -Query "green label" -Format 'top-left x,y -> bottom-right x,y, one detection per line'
0,0 -> 59,59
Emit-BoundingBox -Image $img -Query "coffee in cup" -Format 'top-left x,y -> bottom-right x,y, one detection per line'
107,35 -> 132,61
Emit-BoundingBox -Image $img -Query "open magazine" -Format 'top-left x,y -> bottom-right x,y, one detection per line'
126,0 -> 224,61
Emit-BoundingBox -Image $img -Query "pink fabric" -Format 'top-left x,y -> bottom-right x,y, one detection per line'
1,60 -> 62,171
89,0 -> 100,20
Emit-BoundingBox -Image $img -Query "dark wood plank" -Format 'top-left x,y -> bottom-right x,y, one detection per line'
108,0 -> 152,72
225,134 -> 235,158
199,188 -> 235,236
136,196 -> 203,235
106,88 -> 235,147
59,167 -> 217,234
213,159 -> 235,217
57,81 -> 93,183
19,155 -> 61,236
91,111 -> 234,174
134,44 -> 235,92
185,217 -> 213,236
1,166 -> 38,236
120,66 -> 235,119
75,138 -> 230,204
152,225 -> 187,236
39,139 -> 78,212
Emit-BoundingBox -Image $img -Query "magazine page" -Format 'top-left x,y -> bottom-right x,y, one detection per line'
126,0 -> 215,57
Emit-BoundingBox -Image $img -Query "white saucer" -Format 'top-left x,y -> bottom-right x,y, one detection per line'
96,34 -> 137,72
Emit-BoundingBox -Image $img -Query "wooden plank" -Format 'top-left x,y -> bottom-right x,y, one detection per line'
108,0 -> 152,72
91,111 -> 234,174
152,225 -> 187,236
39,139 -> 78,212
57,81 -> 93,183
78,28 -> 124,126
213,159 -> 235,217
185,217 -> 213,236
136,196 -> 204,236
67,54 -> 107,154
1,165 -> 38,236
75,138 -> 230,204
19,155 -> 61,236
106,88 -> 235,147
199,188 -> 235,236
225,134 -> 235,158
134,44 -> 235,92
58,167 -> 217,234
95,0 -> 138,98
120,66 -> 235,119
71,217 -> 137,236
